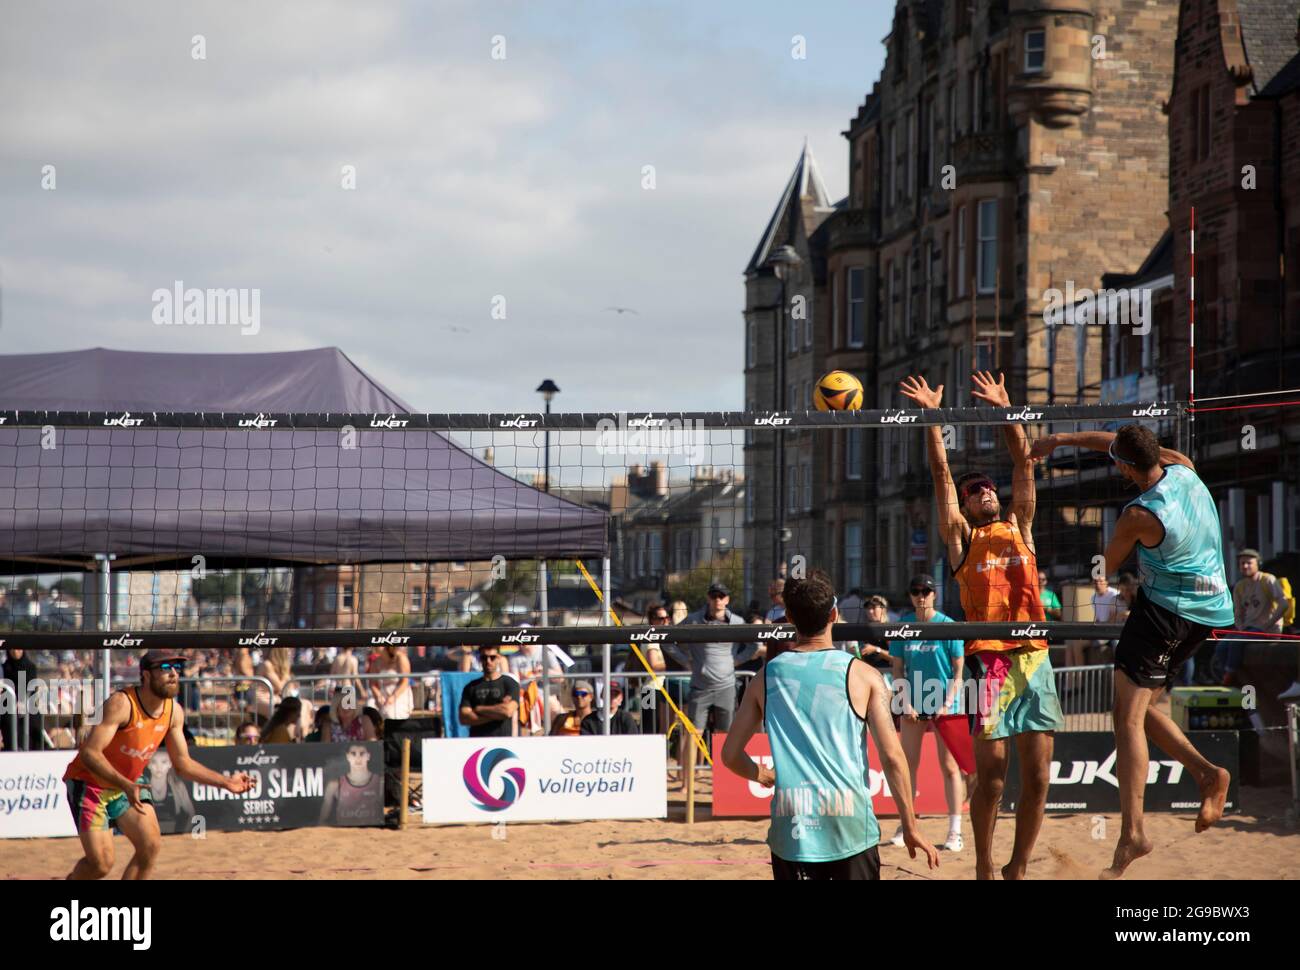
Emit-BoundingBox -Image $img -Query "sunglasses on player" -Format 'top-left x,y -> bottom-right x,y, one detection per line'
1108,439 -> 1137,466
151,661 -> 187,672
909,587 -> 933,596
959,477 -> 996,501
573,690 -> 591,698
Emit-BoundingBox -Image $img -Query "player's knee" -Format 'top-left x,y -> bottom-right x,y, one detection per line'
1021,763 -> 1051,796
978,773 -> 1005,800
134,836 -> 163,864
84,848 -> 114,878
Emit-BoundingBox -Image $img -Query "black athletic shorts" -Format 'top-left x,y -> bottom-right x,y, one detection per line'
1114,588 -> 1216,690
770,845 -> 881,881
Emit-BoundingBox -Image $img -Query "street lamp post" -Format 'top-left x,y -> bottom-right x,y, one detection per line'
536,379 -> 559,492
764,246 -> 801,581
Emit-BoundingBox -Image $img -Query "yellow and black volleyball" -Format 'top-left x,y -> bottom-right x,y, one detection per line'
813,370 -> 864,411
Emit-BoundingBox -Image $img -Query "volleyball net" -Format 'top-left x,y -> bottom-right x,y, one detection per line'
0,401 -> 1188,650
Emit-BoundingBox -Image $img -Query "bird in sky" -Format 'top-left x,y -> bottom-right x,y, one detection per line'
603,306 -> 639,315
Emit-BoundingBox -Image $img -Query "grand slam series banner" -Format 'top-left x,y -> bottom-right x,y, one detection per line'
0,742 -> 384,838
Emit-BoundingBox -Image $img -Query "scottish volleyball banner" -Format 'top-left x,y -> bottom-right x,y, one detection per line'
421,736 -> 666,823
0,750 -> 78,838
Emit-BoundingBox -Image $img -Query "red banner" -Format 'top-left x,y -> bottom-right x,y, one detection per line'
712,732 -> 961,817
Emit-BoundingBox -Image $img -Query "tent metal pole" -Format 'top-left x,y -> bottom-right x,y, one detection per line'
539,560 -> 549,736
96,553 -> 113,713
602,556 -> 611,736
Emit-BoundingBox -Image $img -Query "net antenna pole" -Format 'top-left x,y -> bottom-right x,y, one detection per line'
602,556 -> 612,736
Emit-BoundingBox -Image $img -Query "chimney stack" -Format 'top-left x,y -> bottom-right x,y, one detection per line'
650,461 -> 669,497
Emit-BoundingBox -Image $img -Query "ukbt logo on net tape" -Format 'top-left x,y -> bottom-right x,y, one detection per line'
463,748 -> 527,812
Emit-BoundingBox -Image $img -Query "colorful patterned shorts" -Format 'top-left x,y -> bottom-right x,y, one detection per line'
970,648 -> 1065,740
65,778 -> 149,833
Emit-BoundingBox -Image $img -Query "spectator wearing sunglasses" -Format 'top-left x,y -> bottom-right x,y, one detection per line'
235,721 -> 262,745
551,680 -> 595,736
888,574 -> 971,853
459,646 -> 520,738
634,603 -> 677,735
580,681 -> 637,735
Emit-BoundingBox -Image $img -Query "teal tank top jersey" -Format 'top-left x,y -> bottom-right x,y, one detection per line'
765,649 -> 879,863
1124,463 -> 1234,628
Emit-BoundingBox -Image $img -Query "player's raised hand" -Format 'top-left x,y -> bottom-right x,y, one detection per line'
971,371 -> 1010,408
899,375 -> 943,410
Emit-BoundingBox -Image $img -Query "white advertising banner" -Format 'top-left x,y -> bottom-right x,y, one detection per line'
0,750 -> 78,838
421,736 -> 666,824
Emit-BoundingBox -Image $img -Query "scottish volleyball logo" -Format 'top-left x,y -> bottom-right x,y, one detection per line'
463,747 -> 527,812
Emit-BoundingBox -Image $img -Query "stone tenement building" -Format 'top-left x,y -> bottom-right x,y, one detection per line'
1094,0 -> 1300,568
743,0 -> 1178,605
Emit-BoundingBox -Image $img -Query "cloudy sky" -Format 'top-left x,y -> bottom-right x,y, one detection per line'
1,1 -> 890,415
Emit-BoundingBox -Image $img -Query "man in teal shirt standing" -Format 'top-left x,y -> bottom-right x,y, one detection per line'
722,570 -> 939,880
1033,424 -> 1234,878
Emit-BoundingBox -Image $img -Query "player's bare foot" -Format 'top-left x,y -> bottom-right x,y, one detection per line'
1195,767 -> 1230,832
1001,860 -> 1027,880
975,862 -> 997,880
1100,835 -> 1152,879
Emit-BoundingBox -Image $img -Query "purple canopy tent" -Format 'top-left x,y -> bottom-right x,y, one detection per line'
0,347 -> 609,678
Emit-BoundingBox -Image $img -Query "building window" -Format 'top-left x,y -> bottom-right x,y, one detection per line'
746,320 -> 756,368
342,583 -> 354,610
1024,29 -> 1046,74
676,531 -> 691,571
955,207 -> 967,297
844,522 -> 863,590
886,124 -> 896,202
831,271 -> 840,347
788,465 -> 800,514
845,428 -> 863,481
925,243 -> 933,330
789,305 -> 800,353
802,463 -> 813,511
947,82 -> 958,144
969,68 -> 980,132
976,342 -> 996,448
411,586 -> 423,610
1191,85 -> 1211,161
788,381 -> 797,410
950,345 -> 967,450
649,533 -> 663,574
905,256 -> 915,338
324,585 -> 338,613
848,267 -> 865,347
907,109 -> 916,197
977,199 -> 999,294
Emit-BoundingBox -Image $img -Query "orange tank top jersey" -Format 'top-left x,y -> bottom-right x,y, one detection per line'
64,688 -> 174,788
954,519 -> 1047,655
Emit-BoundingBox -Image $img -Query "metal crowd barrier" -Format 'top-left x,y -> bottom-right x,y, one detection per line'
1052,664 -> 1115,732
112,675 -> 275,743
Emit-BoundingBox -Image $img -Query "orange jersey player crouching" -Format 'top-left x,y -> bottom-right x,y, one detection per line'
63,650 -> 254,880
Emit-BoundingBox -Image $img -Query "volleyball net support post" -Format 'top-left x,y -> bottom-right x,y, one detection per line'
400,737 -> 412,830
